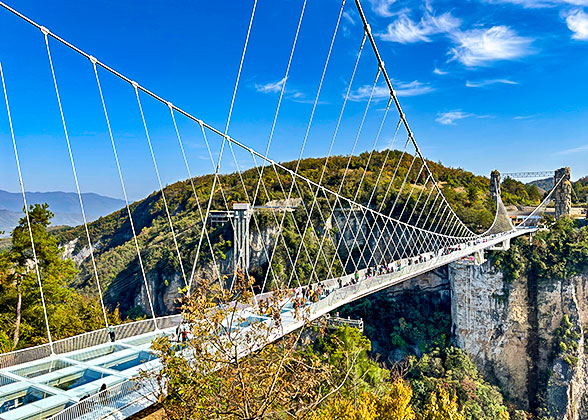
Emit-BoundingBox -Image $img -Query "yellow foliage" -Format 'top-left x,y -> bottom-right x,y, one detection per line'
378,379 -> 416,420
419,385 -> 465,420
309,379 -> 416,420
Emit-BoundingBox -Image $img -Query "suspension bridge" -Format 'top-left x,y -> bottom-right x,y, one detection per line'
0,0 -> 570,419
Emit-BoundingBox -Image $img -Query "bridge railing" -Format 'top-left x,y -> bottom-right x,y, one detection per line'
48,378 -> 158,420
0,314 -> 183,369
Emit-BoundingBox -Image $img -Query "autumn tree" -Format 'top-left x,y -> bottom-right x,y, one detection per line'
310,379 -> 416,420
146,271 -> 362,419
420,385 -> 465,420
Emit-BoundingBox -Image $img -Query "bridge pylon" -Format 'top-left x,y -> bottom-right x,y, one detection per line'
233,203 -> 251,273
490,170 -> 501,201
553,167 -> 572,219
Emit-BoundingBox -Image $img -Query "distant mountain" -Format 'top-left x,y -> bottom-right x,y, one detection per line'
527,177 -> 554,193
0,190 -> 124,237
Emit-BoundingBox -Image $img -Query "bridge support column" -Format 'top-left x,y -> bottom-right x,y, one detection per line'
233,203 -> 250,273
554,167 -> 572,219
473,249 -> 486,265
488,237 -> 511,251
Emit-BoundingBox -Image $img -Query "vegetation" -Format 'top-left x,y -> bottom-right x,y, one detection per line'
339,290 -> 451,359
493,217 -> 588,282
572,176 -> 588,205
501,178 -> 542,206
145,271 -> 516,419
48,152 -> 539,318
0,204 -> 120,351
554,314 -> 581,368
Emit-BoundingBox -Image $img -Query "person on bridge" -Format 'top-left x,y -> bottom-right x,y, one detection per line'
108,326 -> 115,342
180,327 -> 189,343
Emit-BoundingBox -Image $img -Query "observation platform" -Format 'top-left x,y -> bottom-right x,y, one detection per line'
0,228 -> 535,420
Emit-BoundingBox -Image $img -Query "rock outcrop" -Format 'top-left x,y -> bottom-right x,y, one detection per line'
450,258 -> 588,419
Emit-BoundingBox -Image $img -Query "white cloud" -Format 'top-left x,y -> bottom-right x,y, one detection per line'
367,0 -> 398,17
349,85 -> 390,102
254,77 -> 286,94
377,12 -> 461,43
554,144 -> 588,155
433,67 -> 449,75
343,11 -> 356,25
565,9 -> 588,40
466,78 -> 518,87
348,80 -> 434,101
435,110 -> 489,125
436,111 -> 473,125
395,80 -> 435,96
484,0 -> 588,8
449,26 -> 533,67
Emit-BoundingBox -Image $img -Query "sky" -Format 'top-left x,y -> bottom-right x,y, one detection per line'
0,0 -> 587,201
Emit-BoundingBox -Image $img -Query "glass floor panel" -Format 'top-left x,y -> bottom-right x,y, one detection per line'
238,316 -> 268,328
44,368 -> 108,391
10,359 -> 74,379
97,351 -> 157,372
66,344 -> 129,363
122,333 -> 163,346
0,375 -> 16,387
0,386 -> 54,414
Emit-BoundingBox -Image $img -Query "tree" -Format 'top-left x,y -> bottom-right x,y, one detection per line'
310,379 -> 416,420
145,272 -> 359,419
420,385 -> 465,420
0,203 -> 113,350
317,325 -> 390,399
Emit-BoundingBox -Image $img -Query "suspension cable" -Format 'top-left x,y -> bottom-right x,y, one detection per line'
263,0 -> 348,292
251,0 -> 307,208
91,62 -> 158,330
42,33 -> 109,330
168,106 -> 223,295
0,62 -> 54,352
133,86 -> 188,289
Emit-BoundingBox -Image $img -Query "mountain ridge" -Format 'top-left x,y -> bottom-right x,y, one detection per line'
0,190 -> 124,237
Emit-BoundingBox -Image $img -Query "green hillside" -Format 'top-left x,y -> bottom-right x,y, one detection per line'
51,151 -> 539,317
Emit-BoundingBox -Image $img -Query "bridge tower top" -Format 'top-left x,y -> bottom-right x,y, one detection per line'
490,170 -> 501,201
554,167 -> 572,219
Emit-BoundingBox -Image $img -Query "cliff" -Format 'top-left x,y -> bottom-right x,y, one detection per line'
339,218 -> 588,420
450,248 -> 588,418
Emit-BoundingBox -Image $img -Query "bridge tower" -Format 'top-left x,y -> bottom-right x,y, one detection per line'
233,203 -> 251,273
490,170 -> 501,201
553,167 -> 572,219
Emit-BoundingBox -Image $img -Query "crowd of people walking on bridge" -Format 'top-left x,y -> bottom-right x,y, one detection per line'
288,232 -> 507,316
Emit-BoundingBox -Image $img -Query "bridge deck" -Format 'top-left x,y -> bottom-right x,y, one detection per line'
0,228 -> 534,420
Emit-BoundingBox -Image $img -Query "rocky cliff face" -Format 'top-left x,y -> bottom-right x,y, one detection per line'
62,222 -> 282,315
450,258 -> 588,419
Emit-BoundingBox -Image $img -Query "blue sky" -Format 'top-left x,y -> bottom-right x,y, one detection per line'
0,0 -> 587,201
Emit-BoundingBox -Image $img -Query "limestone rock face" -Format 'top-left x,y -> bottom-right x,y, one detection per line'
450,259 -> 588,418
449,261 -> 530,407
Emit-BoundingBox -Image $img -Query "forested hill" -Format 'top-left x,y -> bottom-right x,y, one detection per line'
51,150 -> 541,316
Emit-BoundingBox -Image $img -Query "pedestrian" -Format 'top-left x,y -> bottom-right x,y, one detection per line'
108,326 -> 115,342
